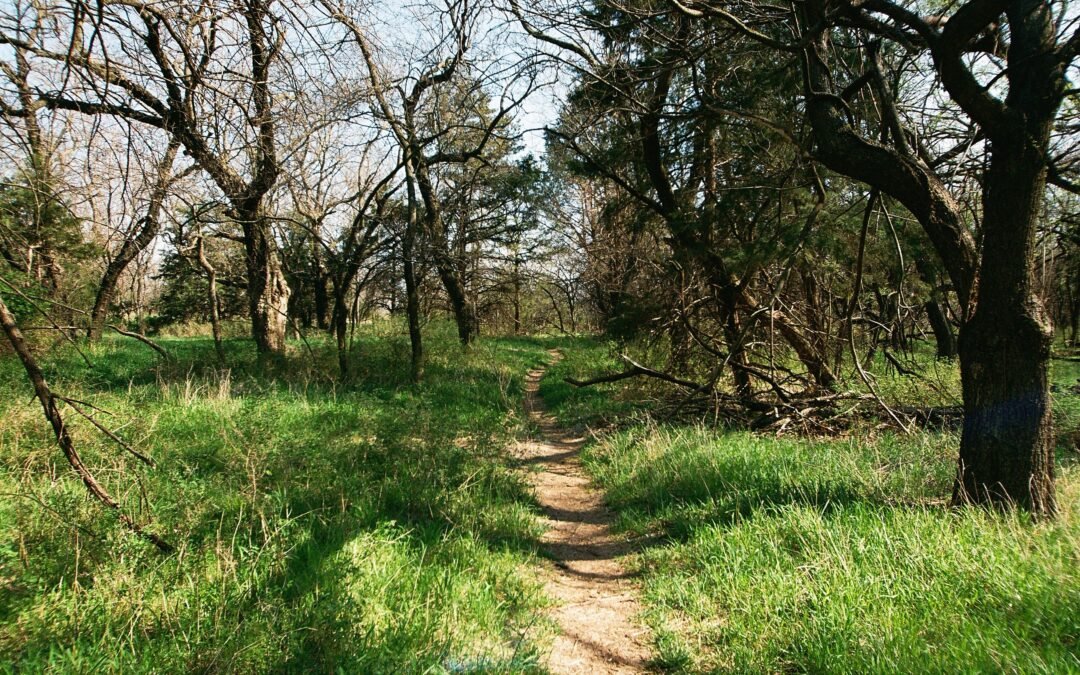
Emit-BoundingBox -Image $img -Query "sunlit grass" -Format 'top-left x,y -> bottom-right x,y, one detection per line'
577,425 -> 1080,673
537,336 -> 1079,672
0,323 -> 552,672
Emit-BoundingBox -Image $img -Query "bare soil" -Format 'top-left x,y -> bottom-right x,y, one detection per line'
516,351 -> 653,673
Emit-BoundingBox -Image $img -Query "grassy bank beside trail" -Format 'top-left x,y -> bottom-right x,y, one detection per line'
545,339 -> 1080,673
0,326 -> 553,673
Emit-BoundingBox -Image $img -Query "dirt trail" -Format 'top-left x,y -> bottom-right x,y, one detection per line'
516,350 -> 652,674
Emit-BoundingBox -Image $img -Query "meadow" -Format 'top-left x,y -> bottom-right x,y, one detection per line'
1,326 -> 553,672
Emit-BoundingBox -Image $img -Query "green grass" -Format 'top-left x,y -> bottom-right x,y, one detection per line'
6,328 -> 1080,673
537,336 -> 649,429
570,403 -> 1080,673
534,335 -> 1080,672
0,324 -> 554,673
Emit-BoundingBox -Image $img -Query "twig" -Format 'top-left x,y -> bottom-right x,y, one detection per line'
56,396 -> 157,467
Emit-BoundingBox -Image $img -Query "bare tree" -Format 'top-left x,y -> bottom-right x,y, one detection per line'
1,0 -> 297,357
326,0 -> 539,350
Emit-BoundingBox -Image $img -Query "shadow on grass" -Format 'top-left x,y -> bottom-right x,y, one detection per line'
1,330 -> 556,671
583,432 -> 960,547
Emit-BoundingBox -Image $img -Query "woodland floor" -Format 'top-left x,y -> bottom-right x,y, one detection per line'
515,351 -> 651,673
1,327 -> 1078,672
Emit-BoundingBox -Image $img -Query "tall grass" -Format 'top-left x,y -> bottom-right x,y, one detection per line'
0,325 -> 552,672
578,424 -> 1079,673
538,336 -> 1079,672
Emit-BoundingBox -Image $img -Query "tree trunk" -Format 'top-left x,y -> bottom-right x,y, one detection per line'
195,236 -> 225,363
239,211 -> 289,357
955,131 -> 1056,515
403,172 -> 425,383
1071,298 -> 1079,348
314,272 -> 330,331
721,288 -> 753,399
797,0 -> 1063,513
1069,272 -> 1080,347
332,282 -> 349,378
435,259 -> 478,345
957,312 -> 1054,513
772,308 -> 837,389
512,256 -> 522,335
735,283 -> 838,389
409,142 -> 477,346
90,142 -> 180,341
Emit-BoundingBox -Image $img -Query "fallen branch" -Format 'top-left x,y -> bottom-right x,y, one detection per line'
565,354 -> 707,391
0,296 -> 172,553
108,324 -> 170,360
56,396 -> 157,467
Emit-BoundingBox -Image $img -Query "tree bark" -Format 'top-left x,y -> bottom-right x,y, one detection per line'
238,210 -> 289,358
925,297 -> 957,359
434,256 -> 479,345
314,268 -> 330,331
404,172 -> 425,383
413,160 -> 478,345
194,236 -> 225,363
795,0 -> 1065,514
955,115 -> 1057,514
332,281 -> 350,378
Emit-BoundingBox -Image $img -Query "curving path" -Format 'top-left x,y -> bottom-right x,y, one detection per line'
516,350 -> 652,673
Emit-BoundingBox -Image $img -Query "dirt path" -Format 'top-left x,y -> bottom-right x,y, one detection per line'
516,351 -> 652,674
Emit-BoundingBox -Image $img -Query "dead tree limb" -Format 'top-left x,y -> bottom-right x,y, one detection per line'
107,324 -> 170,360
883,349 -> 920,377
565,354 -> 708,391
56,396 -> 157,468
0,296 -> 173,553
